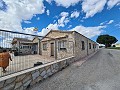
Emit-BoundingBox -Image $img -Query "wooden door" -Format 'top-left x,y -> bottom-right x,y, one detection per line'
51,43 -> 54,56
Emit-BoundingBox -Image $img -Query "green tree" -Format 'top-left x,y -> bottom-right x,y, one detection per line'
96,35 -> 118,48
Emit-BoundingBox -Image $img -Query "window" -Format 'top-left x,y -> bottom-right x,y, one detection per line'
93,44 -> 94,49
95,44 -> 96,48
58,40 -> 67,50
20,46 -> 22,49
81,41 -> 85,50
89,43 -> 91,49
29,46 -> 31,49
23,46 -> 29,49
43,43 -> 47,50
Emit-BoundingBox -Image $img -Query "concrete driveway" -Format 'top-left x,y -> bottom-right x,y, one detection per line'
29,49 -> 120,90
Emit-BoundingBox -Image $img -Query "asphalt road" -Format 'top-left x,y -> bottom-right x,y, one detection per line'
29,49 -> 120,90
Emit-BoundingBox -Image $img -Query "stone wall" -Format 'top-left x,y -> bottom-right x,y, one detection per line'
87,39 -> 96,55
57,37 -> 74,60
41,31 -> 74,60
73,32 -> 97,60
74,32 -> 88,60
41,40 -> 54,57
0,56 -> 75,90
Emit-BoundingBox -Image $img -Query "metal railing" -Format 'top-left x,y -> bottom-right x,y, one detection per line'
0,29 -> 74,77
0,29 -> 53,77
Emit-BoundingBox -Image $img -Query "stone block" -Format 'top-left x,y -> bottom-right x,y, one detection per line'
48,71 -> 53,76
22,74 -> 31,84
36,76 -> 43,82
50,65 -> 54,70
32,70 -> 40,80
15,74 -> 26,83
23,80 -> 31,89
15,86 -> 23,90
3,82 -> 15,90
0,81 -> 5,88
53,63 -> 59,70
40,70 -> 46,77
30,76 -> 43,86
14,82 -> 22,89
51,69 -> 55,73
31,70 -> 36,74
46,68 -> 51,74
4,77 -> 16,86
46,68 -> 53,76
43,74 -> 48,79
60,61 -> 66,68
30,80 -> 36,86
45,65 -> 51,70
39,68 -> 45,73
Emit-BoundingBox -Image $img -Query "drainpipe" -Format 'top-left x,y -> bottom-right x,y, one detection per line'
94,44 -> 95,52
55,39 -> 57,60
87,39 -> 88,55
39,40 -> 41,55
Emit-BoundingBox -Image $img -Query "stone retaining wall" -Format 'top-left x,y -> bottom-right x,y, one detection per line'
0,56 -> 75,90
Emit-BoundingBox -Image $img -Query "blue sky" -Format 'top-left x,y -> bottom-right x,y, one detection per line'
0,0 -> 120,44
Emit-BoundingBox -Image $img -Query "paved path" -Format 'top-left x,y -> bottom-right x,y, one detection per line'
29,49 -> 120,90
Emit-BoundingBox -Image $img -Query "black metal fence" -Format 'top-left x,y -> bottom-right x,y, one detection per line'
0,29 -> 54,77
0,29 -> 74,77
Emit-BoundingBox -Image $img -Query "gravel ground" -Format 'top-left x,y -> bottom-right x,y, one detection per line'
29,49 -> 120,90
0,54 -> 54,77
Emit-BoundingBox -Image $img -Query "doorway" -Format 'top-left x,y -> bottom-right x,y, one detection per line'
51,43 -> 54,56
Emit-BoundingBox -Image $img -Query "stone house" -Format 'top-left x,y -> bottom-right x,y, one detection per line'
12,37 -> 40,55
41,30 -> 98,60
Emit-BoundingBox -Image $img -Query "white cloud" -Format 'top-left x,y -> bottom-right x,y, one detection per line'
57,12 -> 69,27
82,0 -> 107,18
70,25 -> 105,38
107,0 -> 120,9
39,12 -> 70,35
82,0 -> 120,18
71,11 -> 80,18
39,23 -> 59,36
46,10 -> 50,16
115,22 -> 120,28
24,21 -> 31,24
46,23 -> 58,30
37,17 -> 40,20
100,22 -> 105,26
68,25 -> 72,28
0,0 -> 45,48
0,0 -> 45,32
107,20 -> 114,24
80,20 -> 84,22
60,12 -> 69,17
58,17 -> 69,27
53,0 -> 80,8
23,27 -> 37,34
46,0 -> 52,4
100,20 -> 114,25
